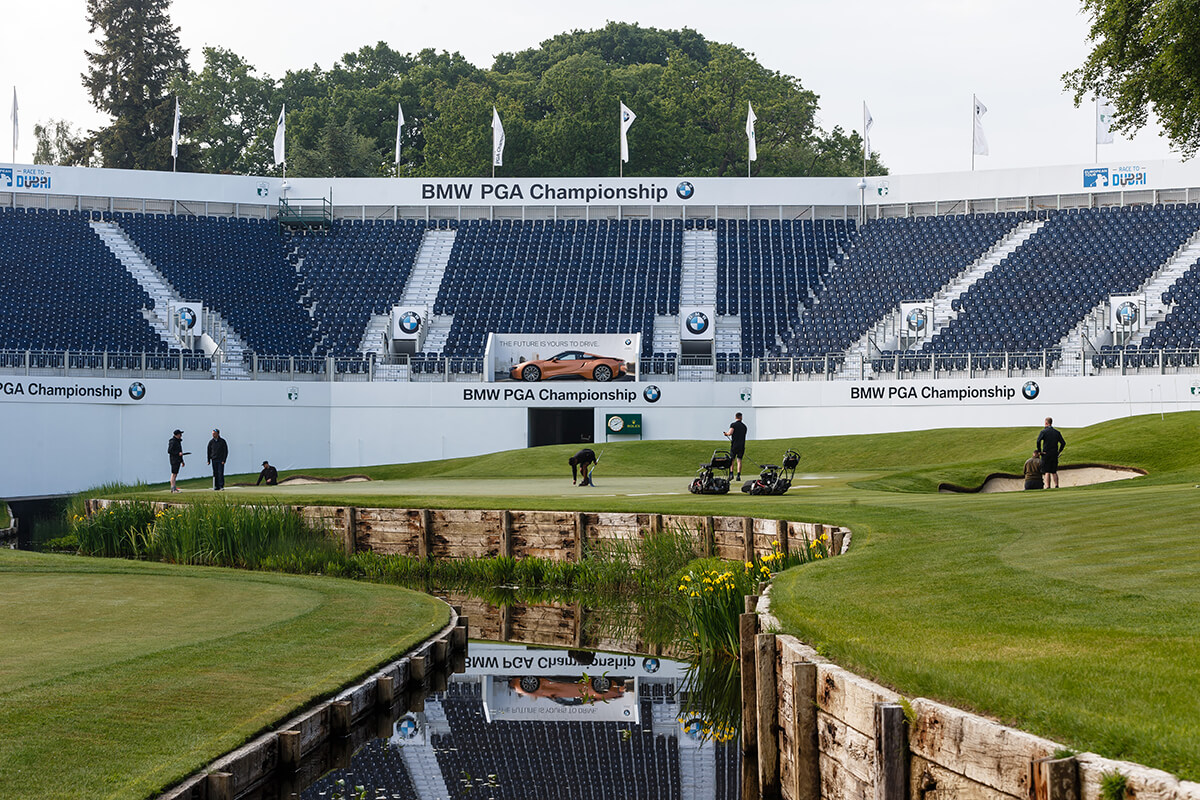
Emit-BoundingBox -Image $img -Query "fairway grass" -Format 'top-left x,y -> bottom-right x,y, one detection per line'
0,550 -> 449,800
96,412 -> 1200,779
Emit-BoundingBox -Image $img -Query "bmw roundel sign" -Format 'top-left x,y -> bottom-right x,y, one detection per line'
676,181 -> 694,200
177,306 -> 197,330
400,311 -> 422,334
643,385 -> 661,403
129,381 -> 146,401
686,311 -> 709,336
1022,381 -> 1040,400
905,307 -> 927,333
1116,301 -> 1139,327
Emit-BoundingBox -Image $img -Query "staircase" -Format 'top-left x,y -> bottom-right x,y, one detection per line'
360,229 -> 457,355
923,219 -> 1047,343
679,230 -> 717,306
92,221 -> 251,376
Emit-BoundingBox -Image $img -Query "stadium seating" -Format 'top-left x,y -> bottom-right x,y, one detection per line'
436,219 -> 682,358
119,213 -> 317,356
922,205 -> 1200,356
0,208 -> 164,352
289,218 -> 428,355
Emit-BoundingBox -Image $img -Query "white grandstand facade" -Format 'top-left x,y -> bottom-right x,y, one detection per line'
3,160 -> 1200,496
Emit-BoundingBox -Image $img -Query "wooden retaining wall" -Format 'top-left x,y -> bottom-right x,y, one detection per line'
750,600 -> 1200,800
159,609 -> 469,800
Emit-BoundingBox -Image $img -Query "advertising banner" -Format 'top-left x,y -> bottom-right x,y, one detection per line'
605,413 -> 642,437
484,332 -> 641,382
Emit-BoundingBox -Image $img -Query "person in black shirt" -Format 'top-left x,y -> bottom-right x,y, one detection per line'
568,448 -> 597,487
724,412 -> 748,480
167,429 -> 185,493
1036,417 -> 1066,488
256,461 -> 278,486
207,429 -> 229,491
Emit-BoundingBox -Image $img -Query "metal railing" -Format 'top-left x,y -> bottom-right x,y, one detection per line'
4,347 -> 1200,383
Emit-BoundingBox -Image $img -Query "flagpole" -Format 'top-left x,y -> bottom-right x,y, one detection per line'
619,101 -> 623,179
971,95 -> 975,172
862,101 -> 867,179
1094,98 -> 1099,164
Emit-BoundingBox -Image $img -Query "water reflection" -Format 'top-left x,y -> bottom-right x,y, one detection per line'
299,643 -> 741,800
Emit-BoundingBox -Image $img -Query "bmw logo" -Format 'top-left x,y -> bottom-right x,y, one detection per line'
1022,381 -> 1040,400
400,311 -> 422,334
676,181 -> 695,200
905,307 -> 927,333
642,658 -> 660,673
396,717 -> 419,739
1116,301 -> 1139,327
643,385 -> 661,403
624,338 -> 632,346
177,307 -> 197,330
128,382 -> 146,400
682,718 -> 704,740
686,311 -> 709,335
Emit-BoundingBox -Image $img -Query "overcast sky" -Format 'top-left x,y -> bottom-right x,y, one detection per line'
0,0 -> 1180,175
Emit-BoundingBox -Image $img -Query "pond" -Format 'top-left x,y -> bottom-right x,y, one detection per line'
290,642 -> 742,800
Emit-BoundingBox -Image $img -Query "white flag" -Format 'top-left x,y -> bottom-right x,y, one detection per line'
395,102 -> 404,165
1096,97 -> 1115,145
10,88 -> 17,155
171,97 -> 181,159
620,102 -> 636,163
491,106 -> 505,167
863,102 -> 874,156
272,105 -> 286,167
746,101 -> 757,162
972,95 -> 989,156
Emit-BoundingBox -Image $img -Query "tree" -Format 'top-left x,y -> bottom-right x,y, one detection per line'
170,47 -> 275,174
80,0 -> 189,169
290,120 -> 381,177
1064,0 -> 1200,157
32,120 -> 86,166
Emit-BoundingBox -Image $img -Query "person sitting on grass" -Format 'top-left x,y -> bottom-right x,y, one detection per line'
1023,450 -> 1043,491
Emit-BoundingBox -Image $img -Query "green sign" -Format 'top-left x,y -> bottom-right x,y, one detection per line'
605,413 -> 642,436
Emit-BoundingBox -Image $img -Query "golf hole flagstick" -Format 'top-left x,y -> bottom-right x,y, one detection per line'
585,447 -> 606,487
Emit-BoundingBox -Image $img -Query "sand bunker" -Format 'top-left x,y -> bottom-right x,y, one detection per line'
938,464 -> 1145,494
276,474 -> 371,486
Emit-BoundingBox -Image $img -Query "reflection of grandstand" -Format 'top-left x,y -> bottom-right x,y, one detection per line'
304,675 -> 738,800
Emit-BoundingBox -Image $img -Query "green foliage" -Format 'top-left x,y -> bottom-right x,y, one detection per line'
1064,0 -> 1200,157
32,120 -> 84,166
80,0 -> 190,169
1100,771 -> 1128,800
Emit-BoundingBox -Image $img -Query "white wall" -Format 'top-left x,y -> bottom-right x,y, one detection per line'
2,373 -> 1195,498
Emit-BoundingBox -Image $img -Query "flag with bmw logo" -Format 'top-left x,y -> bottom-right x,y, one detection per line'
679,306 -> 715,341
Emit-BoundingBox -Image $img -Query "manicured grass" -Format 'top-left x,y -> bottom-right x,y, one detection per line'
101,412 -> 1200,778
0,549 -> 449,799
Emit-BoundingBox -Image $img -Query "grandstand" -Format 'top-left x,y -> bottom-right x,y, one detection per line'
303,675 -> 735,800
7,161 -> 1200,495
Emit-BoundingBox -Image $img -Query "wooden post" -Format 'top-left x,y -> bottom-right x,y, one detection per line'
776,519 -> 789,555
451,624 -> 468,652
456,615 -> 470,635
277,730 -> 301,769
745,595 -> 760,614
573,602 -> 584,648
206,771 -> 232,800
330,700 -> 352,737
342,506 -> 356,556
433,638 -> 449,665
410,655 -> 428,682
500,605 -> 512,641
376,675 -> 395,706
792,662 -> 819,800
874,703 -> 908,800
650,513 -> 662,534
574,512 -> 585,561
704,516 -> 714,557
501,510 -> 513,557
831,528 -> 845,557
1032,757 -> 1080,800
743,517 -> 755,564
418,509 -> 432,560
756,633 -> 780,800
739,612 -> 759,755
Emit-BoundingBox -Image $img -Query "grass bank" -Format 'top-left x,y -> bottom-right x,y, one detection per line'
0,549 -> 448,799
102,411 -> 1200,778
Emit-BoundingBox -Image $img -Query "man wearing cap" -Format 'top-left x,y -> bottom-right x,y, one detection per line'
167,429 -> 185,493
256,460 -> 278,486
207,429 -> 229,491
